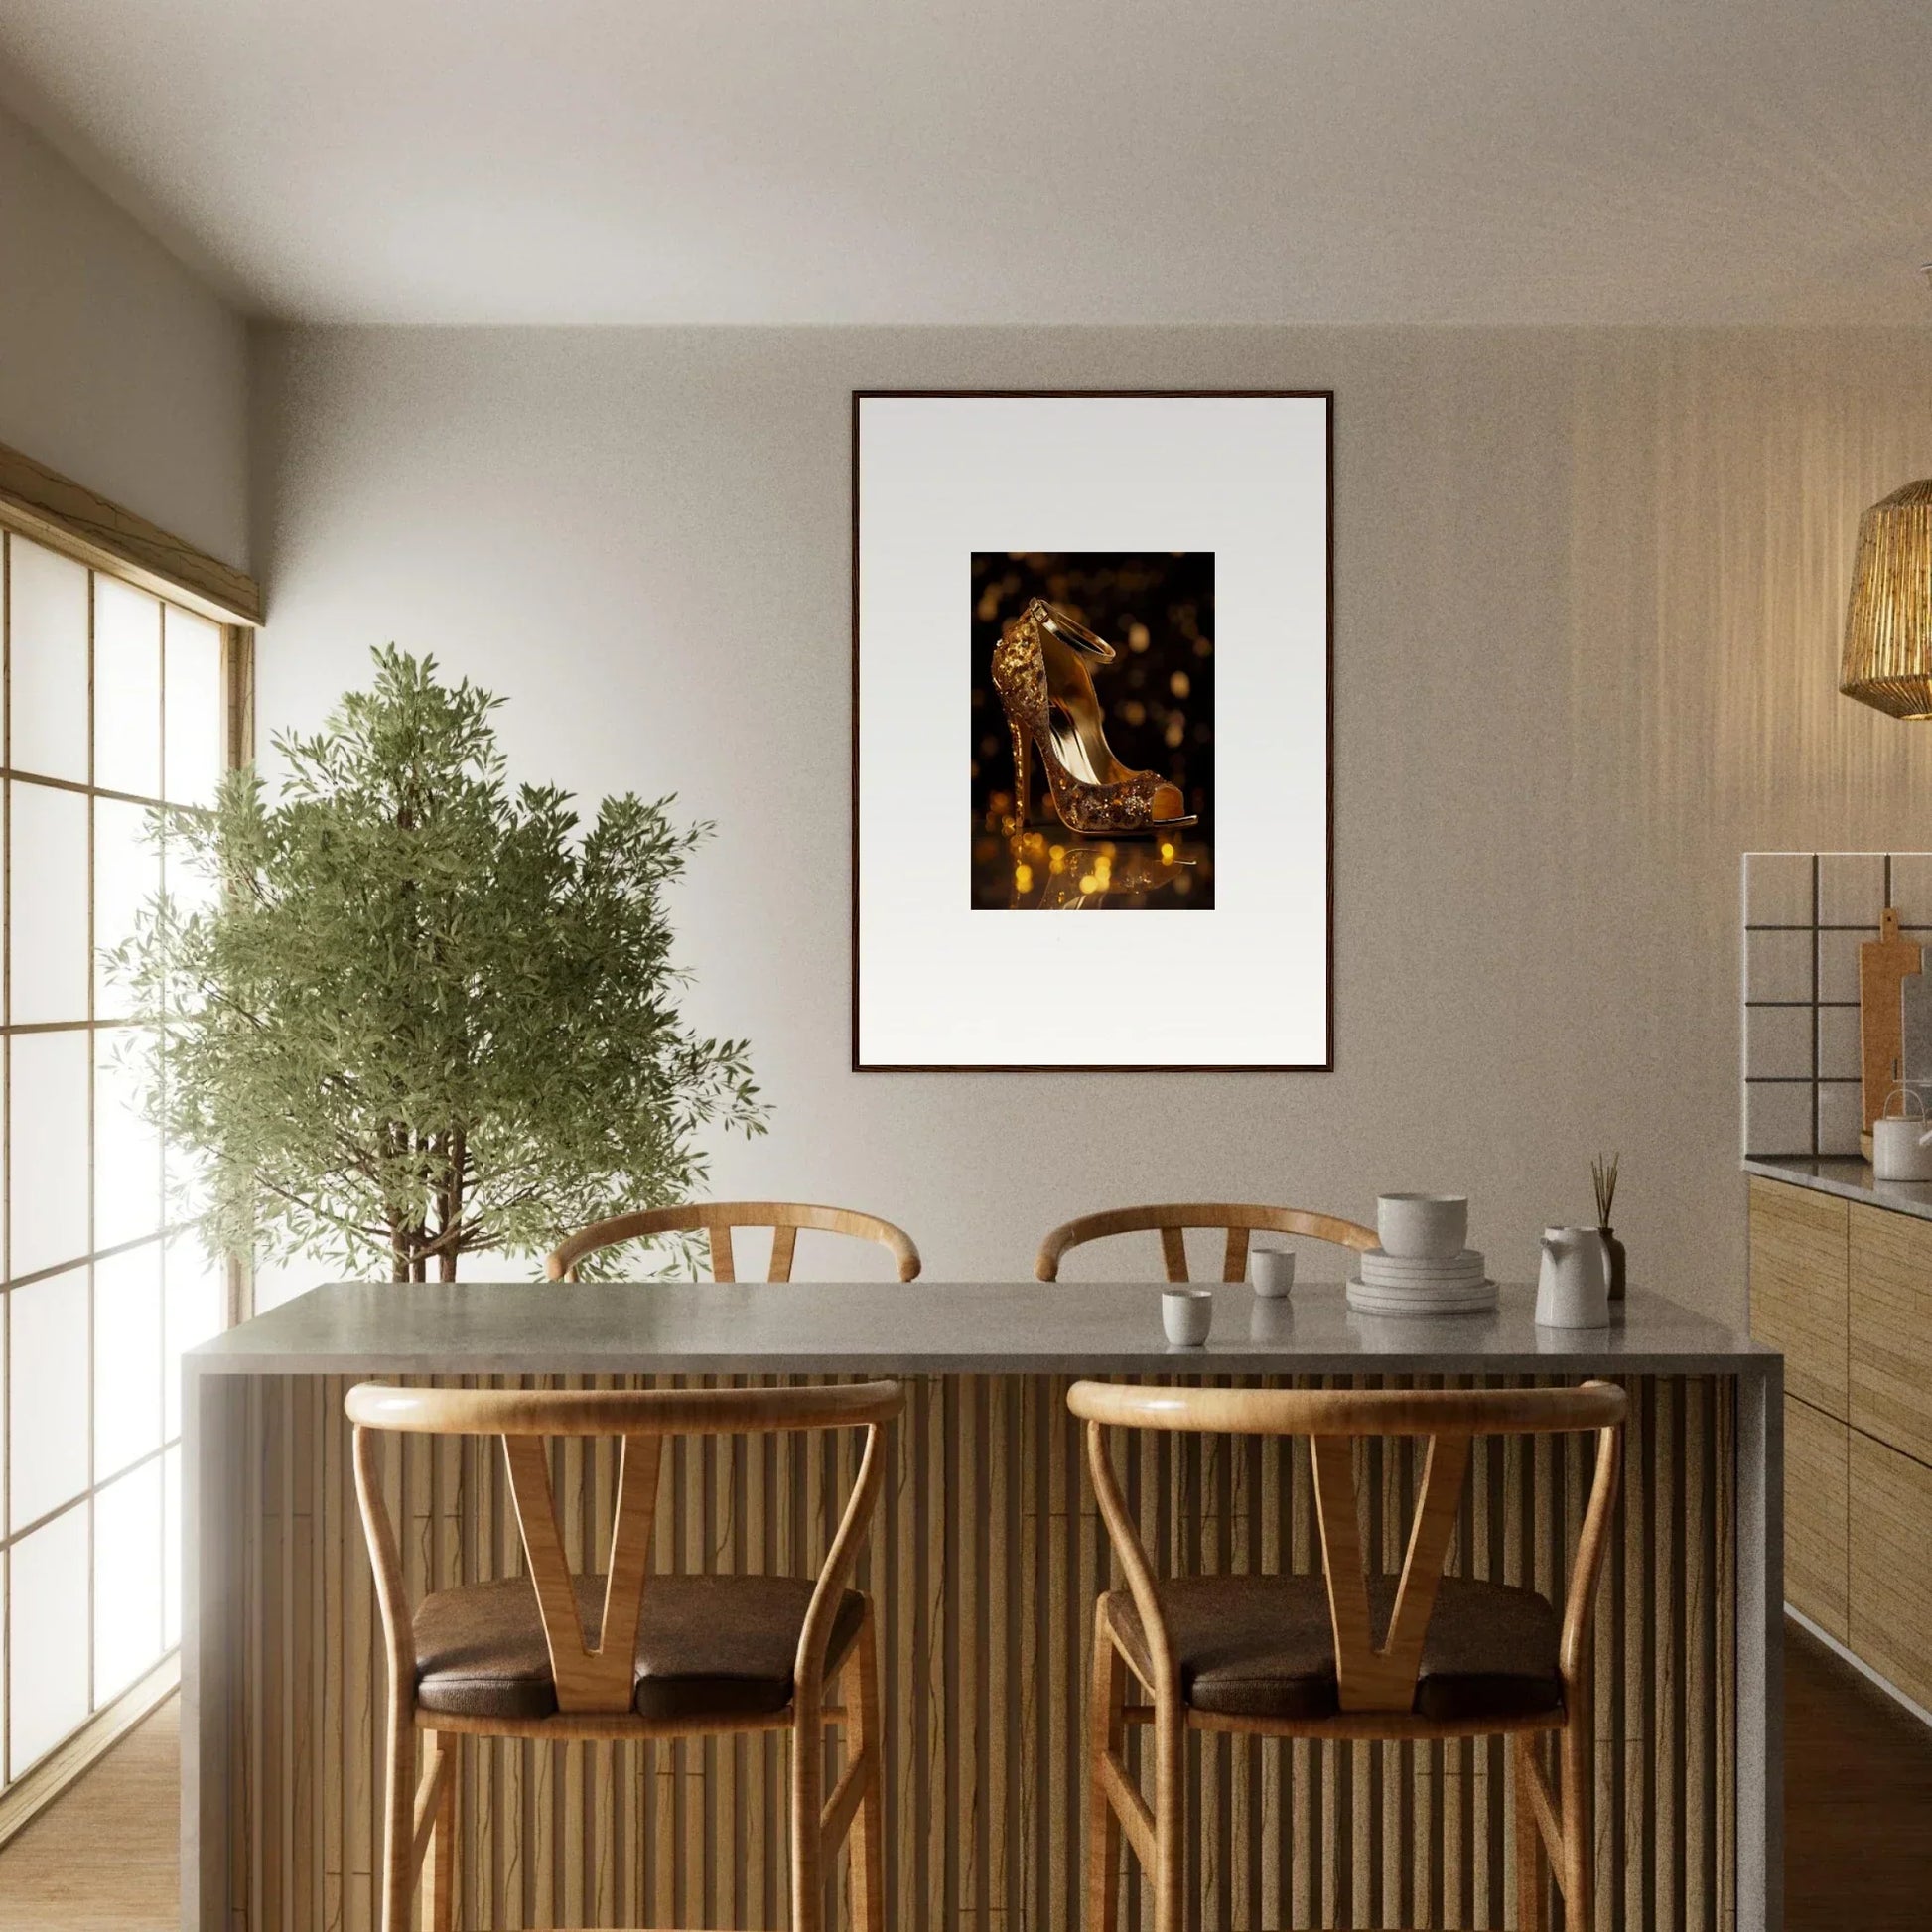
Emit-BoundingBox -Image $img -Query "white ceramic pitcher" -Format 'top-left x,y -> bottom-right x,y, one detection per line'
1535,1225 -> 1612,1329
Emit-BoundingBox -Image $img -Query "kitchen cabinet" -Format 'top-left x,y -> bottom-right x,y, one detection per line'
1748,1169 -> 1932,1716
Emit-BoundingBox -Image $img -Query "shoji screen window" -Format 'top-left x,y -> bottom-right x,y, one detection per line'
1,530 -> 231,1793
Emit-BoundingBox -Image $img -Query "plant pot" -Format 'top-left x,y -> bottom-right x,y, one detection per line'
1599,1226 -> 1626,1302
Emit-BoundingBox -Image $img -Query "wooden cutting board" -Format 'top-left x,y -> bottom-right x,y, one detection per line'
1862,907 -> 1924,1137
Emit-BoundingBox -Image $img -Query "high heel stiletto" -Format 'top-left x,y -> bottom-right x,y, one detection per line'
989,598 -> 1197,837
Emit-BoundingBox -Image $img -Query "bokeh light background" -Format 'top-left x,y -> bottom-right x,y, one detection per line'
970,551 -> 1214,910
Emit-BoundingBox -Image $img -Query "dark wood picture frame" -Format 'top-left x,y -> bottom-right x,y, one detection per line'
850,388 -> 1334,1073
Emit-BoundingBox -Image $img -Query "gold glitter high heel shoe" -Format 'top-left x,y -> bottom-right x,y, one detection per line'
989,598 -> 1196,837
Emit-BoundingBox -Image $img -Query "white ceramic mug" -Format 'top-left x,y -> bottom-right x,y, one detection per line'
1377,1192 -> 1468,1259
1250,1248 -> 1297,1298
1162,1286 -> 1214,1346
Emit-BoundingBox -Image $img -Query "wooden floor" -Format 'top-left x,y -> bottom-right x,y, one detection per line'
1783,1621 -> 1932,1932
0,1623 -> 1926,1929
0,1698 -> 180,1930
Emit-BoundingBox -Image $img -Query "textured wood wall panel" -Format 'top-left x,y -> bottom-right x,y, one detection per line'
212,1373 -> 1735,1930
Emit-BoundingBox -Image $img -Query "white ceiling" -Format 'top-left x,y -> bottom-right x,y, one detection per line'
1,1 -> 1929,326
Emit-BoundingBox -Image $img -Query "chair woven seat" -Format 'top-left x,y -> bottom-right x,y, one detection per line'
1107,1573 -> 1562,1724
414,1572 -> 867,1723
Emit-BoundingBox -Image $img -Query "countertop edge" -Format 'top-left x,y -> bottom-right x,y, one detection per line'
1743,1155 -> 1932,1222
187,1350 -> 1778,1378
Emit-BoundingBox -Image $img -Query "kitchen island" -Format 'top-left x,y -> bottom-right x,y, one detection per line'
183,1281 -> 1780,1931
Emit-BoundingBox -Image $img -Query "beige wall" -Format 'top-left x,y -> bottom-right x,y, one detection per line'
0,100 -> 248,566
248,324 -> 1932,1311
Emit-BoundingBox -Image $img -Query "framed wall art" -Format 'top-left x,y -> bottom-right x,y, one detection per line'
852,390 -> 1332,1071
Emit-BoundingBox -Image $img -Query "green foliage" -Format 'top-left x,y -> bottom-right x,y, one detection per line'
108,646 -> 766,1281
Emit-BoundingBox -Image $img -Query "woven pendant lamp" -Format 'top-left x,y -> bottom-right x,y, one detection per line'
1842,479 -> 1932,718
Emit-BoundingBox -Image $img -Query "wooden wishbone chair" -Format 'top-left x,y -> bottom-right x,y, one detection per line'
546,1200 -> 921,1283
345,1378 -> 904,1932
1035,1201 -> 1376,1284
1067,1379 -> 1627,1932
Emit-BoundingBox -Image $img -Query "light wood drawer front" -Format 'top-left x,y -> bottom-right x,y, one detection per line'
1749,1178 -> 1849,1418
1850,1201 -> 1932,1465
1850,1430 -> 1932,1711
1784,1395 -> 1849,1640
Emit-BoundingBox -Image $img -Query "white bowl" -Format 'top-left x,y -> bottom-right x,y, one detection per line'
1162,1287 -> 1214,1346
1376,1192 -> 1468,1260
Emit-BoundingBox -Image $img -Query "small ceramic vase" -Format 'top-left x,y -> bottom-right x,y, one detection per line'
1599,1226 -> 1626,1301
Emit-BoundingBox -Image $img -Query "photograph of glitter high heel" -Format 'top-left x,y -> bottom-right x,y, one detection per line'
970,552 -> 1213,910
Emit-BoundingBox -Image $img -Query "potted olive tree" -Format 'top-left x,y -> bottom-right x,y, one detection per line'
110,646 -> 766,1282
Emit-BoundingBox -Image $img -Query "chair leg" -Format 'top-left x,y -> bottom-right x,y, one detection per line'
1085,1605 -> 1126,1932
1560,1698 -> 1593,1926
378,1697 -> 416,1932
425,1732 -> 457,1932
790,1690 -> 825,1932
846,1607 -> 886,1932
1512,1733 -> 1548,1932
1151,1691 -> 1186,1932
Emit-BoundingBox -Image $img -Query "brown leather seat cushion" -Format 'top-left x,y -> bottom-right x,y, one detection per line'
414,1573 -> 865,1723
1107,1574 -> 1562,1724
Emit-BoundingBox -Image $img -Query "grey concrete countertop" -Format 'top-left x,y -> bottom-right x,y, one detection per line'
1744,1153 -> 1932,1224
189,1280 -> 1774,1379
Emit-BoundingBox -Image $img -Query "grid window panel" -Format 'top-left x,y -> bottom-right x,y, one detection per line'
8,1264 -> 87,1527
6,536 -> 89,783
93,1459 -> 164,1701
1,524 -> 242,1804
10,1029 -> 90,1279
162,1443 -> 181,1650
94,795 -> 161,1020
163,1234 -> 223,1442
8,1503 -> 89,1777
94,1029 -> 163,1251
92,576 -> 163,801
93,1244 -> 163,1481
8,779 -> 89,1025
162,608 -> 224,810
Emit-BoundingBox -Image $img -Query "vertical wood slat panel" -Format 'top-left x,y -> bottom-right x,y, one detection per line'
229,1371 -> 1733,1930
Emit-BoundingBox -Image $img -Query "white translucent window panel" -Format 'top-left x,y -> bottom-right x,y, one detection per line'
161,826 -> 221,929
163,1234 -> 223,1440
93,576 -> 162,800
162,608 -> 224,810
8,1263 -> 88,1527
93,795 -> 160,1020
8,779 -> 89,1025
162,1442 -> 181,1649
7,536 -> 88,783
94,1458 -> 164,1701
8,1503 -> 89,1775
10,1029 -> 91,1279
94,1243 -> 162,1480
163,1117 -> 210,1237
94,1030 -> 162,1251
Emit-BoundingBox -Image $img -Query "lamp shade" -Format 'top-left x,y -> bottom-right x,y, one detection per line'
1842,479 -> 1932,718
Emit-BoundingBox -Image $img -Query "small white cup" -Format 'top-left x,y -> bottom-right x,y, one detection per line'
1162,1287 -> 1214,1346
1377,1192 -> 1468,1260
1250,1248 -> 1297,1299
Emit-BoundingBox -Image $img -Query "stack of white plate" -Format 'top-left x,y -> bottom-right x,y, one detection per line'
1345,1246 -> 1497,1316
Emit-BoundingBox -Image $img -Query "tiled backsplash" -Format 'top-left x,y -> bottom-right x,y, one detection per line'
1742,852 -> 1932,1157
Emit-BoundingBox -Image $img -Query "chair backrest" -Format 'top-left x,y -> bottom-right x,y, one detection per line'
1035,1201 -> 1376,1284
345,1379 -> 904,1717
545,1201 -> 921,1284
1066,1380 -> 1626,1714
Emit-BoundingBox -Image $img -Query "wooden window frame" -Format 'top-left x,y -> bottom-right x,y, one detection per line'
0,436 -> 260,1845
